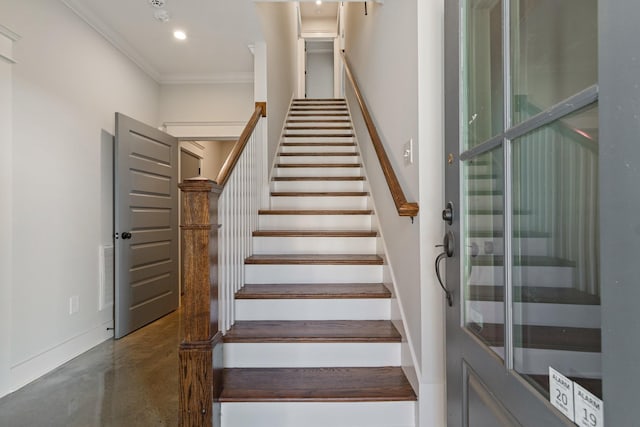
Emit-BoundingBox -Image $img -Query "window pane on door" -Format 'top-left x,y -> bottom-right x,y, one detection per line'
511,0 -> 597,124
511,104 -> 601,399
464,148 -> 504,360
464,0 -> 504,149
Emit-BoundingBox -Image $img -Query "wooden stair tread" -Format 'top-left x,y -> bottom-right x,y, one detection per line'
472,255 -> 576,267
291,108 -> 348,111
527,374 -> 602,399
468,285 -> 600,305
284,133 -> 354,138
467,230 -> 550,238
245,254 -> 383,265
259,209 -> 372,215
279,152 -> 358,156
287,119 -> 351,123
224,320 -> 401,343
276,163 -> 361,168
281,142 -> 356,147
289,113 -> 349,117
253,230 -> 377,237
236,283 -> 391,299
285,126 -> 353,130
220,367 -> 416,402
272,176 -> 365,181
271,191 -> 368,197
293,98 -> 345,101
469,323 -> 601,352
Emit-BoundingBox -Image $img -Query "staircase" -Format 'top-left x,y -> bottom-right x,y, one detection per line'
218,99 -> 417,426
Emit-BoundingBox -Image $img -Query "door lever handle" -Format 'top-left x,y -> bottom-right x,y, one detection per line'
435,231 -> 454,307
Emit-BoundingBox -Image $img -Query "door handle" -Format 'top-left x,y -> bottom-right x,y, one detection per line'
121,232 -> 132,240
435,231 -> 454,307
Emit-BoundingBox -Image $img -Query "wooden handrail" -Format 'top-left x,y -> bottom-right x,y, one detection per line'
215,102 -> 266,187
341,52 -> 419,217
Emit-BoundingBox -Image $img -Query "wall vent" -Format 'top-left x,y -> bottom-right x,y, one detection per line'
99,245 -> 114,311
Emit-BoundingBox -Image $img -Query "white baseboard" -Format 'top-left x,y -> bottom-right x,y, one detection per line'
6,321 -> 113,397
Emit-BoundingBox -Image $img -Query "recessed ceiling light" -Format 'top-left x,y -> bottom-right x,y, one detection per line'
316,0 -> 322,5
173,30 -> 187,40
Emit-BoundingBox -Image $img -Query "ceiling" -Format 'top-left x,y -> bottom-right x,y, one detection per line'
61,0 -> 263,84
61,0 -> 344,85
299,2 -> 339,20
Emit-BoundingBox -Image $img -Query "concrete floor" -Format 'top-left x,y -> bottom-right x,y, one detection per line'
0,311 -> 180,427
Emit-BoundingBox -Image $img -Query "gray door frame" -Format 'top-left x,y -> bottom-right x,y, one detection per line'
441,0 -> 632,425
599,0 -> 640,424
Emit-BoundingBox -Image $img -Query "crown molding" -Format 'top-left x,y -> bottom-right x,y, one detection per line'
160,72 -> 254,85
0,24 -> 19,64
0,24 -> 21,42
61,0 -> 162,82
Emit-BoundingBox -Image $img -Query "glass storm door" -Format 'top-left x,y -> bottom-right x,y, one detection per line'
438,0 -> 640,424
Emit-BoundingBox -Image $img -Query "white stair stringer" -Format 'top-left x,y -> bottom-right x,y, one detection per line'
220,99 -> 416,427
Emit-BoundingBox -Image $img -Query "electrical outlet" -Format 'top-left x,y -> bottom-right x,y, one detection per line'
403,138 -> 413,165
69,296 -> 79,315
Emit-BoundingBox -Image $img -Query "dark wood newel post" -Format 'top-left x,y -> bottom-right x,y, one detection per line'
178,178 -> 223,427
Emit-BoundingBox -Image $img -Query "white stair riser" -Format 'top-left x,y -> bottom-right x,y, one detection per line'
259,214 -> 372,231
467,214 -> 533,230
467,194 -> 503,210
254,236 -> 376,255
290,106 -> 348,111
270,196 -> 369,210
468,236 -> 549,256
278,155 -> 360,164
224,343 -> 400,368
235,299 -> 390,320
245,264 -> 383,284
466,301 -> 601,328
280,145 -> 357,153
466,177 -> 499,191
469,265 -> 574,287
288,115 -> 350,122
284,136 -> 355,143
221,402 -> 416,427
465,163 -> 493,175
272,180 -> 364,192
286,129 -> 353,135
275,166 -> 362,177
286,123 -> 351,130
492,347 -> 601,378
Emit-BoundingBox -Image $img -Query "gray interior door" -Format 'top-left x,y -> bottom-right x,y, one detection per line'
444,0 -> 603,425
114,113 -> 179,339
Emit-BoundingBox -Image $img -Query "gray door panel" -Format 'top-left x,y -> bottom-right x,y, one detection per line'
115,113 -> 179,339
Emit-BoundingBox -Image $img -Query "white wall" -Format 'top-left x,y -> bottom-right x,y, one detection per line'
159,83 -> 254,138
0,0 -> 160,397
202,140 -> 237,180
256,2 -> 299,165
344,2 -> 446,425
344,0 -> 421,363
0,25 -> 17,399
